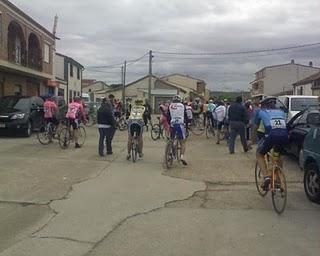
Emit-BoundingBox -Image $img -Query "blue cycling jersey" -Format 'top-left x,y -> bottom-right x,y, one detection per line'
255,109 -> 288,137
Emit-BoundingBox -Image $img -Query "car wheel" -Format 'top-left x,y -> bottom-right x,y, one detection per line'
23,121 -> 32,137
304,162 -> 320,203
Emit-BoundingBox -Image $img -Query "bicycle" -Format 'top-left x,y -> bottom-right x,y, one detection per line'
205,115 -> 215,139
151,117 -> 170,141
58,119 -> 86,149
188,114 -> 205,135
164,132 -> 181,169
85,112 -> 97,127
37,121 -> 57,145
255,148 -> 287,214
115,114 -> 127,131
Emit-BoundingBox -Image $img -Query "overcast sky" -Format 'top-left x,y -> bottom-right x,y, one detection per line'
10,0 -> 320,91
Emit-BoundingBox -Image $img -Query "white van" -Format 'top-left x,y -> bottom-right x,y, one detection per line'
278,95 -> 319,122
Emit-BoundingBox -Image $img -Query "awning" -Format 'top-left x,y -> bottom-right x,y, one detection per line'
47,80 -> 60,87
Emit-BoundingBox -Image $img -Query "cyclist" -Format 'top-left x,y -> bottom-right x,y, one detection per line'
253,97 -> 288,191
214,100 -> 227,144
192,98 -> 202,120
66,96 -> 87,148
207,99 -> 216,130
159,102 -> 170,137
43,94 -> 58,142
168,95 -> 189,166
127,99 -> 145,160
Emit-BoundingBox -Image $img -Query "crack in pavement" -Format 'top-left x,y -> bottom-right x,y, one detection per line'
32,236 -> 95,245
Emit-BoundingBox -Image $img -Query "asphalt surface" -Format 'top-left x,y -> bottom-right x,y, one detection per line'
0,125 -> 319,256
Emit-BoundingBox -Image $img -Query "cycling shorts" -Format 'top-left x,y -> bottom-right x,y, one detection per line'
128,120 -> 144,137
45,117 -> 59,126
69,119 -> 80,129
257,135 -> 289,155
171,123 -> 186,140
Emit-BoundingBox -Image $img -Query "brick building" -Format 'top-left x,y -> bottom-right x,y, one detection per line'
0,0 -> 56,97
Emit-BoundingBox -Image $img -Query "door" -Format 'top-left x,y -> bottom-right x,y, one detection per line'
30,97 -> 44,129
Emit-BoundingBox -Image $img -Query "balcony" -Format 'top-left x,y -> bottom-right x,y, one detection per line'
7,21 -> 43,72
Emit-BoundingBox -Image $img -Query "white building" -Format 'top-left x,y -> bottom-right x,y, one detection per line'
293,71 -> 320,96
250,60 -> 320,97
54,53 -> 84,102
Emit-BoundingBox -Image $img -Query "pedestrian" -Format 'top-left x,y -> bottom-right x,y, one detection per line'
215,101 -> 227,144
244,100 -> 253,140
228,96 -> 249,154
97,98 -> 116,157
143,99 -> 152,129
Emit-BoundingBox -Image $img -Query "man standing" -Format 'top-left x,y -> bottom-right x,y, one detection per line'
97,98 -> 116,156
143,99 -> 152,129
215,101 -> 227,144
228,96 -> 249,154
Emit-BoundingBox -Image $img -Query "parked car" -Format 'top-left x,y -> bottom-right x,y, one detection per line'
302,127 -> 320,203
286,108 -> 320,165
278,95 -> 319,122
0,95 -> 44,136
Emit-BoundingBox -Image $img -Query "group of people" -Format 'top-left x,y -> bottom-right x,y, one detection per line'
43,95 -> 87,148
44,92 -> 288,192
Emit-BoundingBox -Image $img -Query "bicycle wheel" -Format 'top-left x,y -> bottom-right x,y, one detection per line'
37,124 -> 50,145
188,119 -> 205,135
151,124 -> 161,140
78,126 -> 86,146
58,127 -> 71,149
174,139 -> 181,160
255,162 -> 268,197
164,141 -> 174,169
118,118 -> 127,131
271,168 -> 287,214
132,139 -> 138,163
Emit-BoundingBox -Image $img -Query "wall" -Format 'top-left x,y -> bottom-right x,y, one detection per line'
82,82 -> 107,93
264,64 -> 320,96
67,62 -> 82,101
0,2 -> 55,75
294,83 -> 313,95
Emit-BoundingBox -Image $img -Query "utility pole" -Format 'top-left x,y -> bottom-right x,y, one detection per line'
122,61 -> 127,113
148,50 -> 153,110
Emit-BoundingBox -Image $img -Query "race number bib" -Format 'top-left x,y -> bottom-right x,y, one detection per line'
270,119 -> 286,129
172,117 -> 183,124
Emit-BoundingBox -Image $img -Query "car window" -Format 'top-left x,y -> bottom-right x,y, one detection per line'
291,98 -> 319,111
307,113 -> 320,125
13,98 -> 30,111
35,97 -> 44,106
296,111 -> 308,125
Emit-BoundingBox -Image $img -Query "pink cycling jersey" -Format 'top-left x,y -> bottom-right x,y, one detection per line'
66,102 -> 85,120
44,100 -> 58,118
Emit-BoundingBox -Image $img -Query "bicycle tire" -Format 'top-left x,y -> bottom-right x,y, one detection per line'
58,127 -> 71,149
132,139 -> 138,163
151,124 -> 161,141
254,162 -> 268,197
37,124 -> 52,145
118,118 -> 127,131
271,168 -> 287,214
78,126 -> 86,146
164,141 -> 174,169
188,119 -> 205,135
174,139 -> 181,161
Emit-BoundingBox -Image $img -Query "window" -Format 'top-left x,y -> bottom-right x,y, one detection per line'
14,84 -> 22,96
77,67 -> 80,80
70,64 -> 73,77
44,44 -> 50,63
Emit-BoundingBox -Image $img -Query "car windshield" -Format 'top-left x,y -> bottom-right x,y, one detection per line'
291,98 -> 319,111
0,97 -> 30,111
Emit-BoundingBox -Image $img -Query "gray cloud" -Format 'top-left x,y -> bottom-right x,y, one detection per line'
10,0 -> 320,90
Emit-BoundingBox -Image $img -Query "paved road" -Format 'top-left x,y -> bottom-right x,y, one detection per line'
0,126 -> 319,255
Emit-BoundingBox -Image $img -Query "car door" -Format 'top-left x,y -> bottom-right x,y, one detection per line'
290,111 -> 309,156
31,97 -> 44,129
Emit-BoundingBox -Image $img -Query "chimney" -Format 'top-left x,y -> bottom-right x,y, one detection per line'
52,15 -> 58,36
291,59 -> 294,64
309,61 -> 313,67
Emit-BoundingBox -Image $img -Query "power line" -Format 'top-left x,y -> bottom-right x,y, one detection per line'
153,42 -> 320,56
86,52 -> 148,69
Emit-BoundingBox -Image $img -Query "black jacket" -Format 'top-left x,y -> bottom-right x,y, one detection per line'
97,103 -> 116,128
228,102 -> 247,123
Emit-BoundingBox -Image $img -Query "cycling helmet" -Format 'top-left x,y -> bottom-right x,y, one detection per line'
134,99 -> 143,105
172,95 -> 182,103
260,97 -> 277,108
209,99 -> 213,103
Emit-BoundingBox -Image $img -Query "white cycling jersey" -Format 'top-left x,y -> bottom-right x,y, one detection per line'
169,102 -> 185,125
